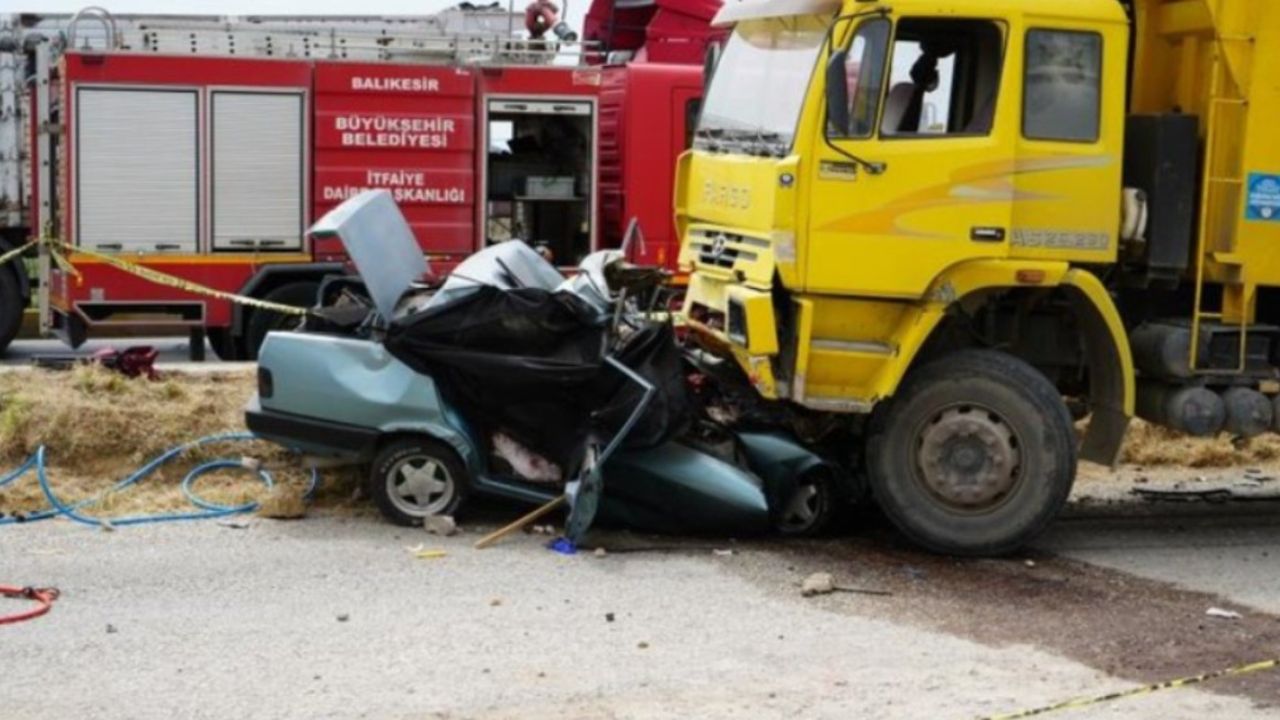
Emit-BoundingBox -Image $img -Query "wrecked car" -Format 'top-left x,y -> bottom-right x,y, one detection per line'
246,190 -> 851,542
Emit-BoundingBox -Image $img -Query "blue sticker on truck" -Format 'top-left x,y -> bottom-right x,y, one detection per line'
1247,173 -> 1280,222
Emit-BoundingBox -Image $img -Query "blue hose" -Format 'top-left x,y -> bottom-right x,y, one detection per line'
0,433 -> 319,527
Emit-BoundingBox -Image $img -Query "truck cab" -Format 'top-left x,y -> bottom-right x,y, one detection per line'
677,0 -> 1280,554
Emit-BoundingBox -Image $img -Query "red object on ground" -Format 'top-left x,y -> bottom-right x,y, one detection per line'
0,586 -> 60,625
92,346 -> 160,380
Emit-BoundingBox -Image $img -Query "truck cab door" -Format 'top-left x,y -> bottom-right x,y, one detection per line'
806,16 -> 1014,298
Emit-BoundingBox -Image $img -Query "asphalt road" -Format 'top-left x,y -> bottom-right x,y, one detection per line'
1040,511 -> 1280,614
4,509 -> 1279,720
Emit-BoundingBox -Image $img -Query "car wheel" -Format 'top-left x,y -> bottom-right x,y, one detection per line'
867,349 -> 1076,556
245,282 -> 317,360
369,437 -> 469,526
772,467 -> 836,537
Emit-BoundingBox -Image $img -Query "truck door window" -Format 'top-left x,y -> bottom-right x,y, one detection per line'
881,19 -> 1005,137
828,17 -> 891,138
1024,30 -> 1102,142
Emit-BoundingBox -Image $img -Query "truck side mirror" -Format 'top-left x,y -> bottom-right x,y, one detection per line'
825,49 -> 850,136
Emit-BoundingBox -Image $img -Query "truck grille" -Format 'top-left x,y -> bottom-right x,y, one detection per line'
689,230 -> 764,269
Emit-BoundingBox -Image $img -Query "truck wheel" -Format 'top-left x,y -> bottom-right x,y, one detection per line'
207,328 -> 245,362
245,282 -> 316,360
0,267 -> 21,355
867,349 -> 1076,556
369,437 -> 470,527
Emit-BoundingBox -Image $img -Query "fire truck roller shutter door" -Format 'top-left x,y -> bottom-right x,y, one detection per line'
212,91 -> 306,251
76,88 -> 199,253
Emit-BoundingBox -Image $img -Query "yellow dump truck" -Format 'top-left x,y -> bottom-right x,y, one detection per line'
677,0 -> 1280,554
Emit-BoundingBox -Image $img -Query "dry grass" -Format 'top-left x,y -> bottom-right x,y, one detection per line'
1120,419 -> 1280,468
0,365 -> 359,518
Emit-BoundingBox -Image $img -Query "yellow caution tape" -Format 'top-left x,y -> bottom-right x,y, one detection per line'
980,658 -> 1280,720
45,239 -> 309,316
0,239 -> 37,267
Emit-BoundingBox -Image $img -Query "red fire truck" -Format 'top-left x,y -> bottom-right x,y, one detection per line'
0,1 -> 721,359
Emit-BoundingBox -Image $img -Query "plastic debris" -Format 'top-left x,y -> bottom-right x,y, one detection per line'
336,613 -> 350,622
549,537 -> 577,555
217,519 -> 251,530
405,543 -> 447,559
593,547 -> 607,557
1206,607 -> 1242,620
713,549 -> 735,557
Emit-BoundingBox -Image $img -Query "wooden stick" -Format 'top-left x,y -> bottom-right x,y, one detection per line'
473,495 -> 567,550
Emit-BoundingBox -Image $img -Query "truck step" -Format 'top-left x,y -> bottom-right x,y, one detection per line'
809,339 -> 895,357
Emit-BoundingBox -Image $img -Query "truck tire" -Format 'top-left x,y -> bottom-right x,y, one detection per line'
207,328 -> 244,362
369,436 -> 470,526
0,266 -> 22,356
244,282 -> 317,360
866,349 -> 1076,556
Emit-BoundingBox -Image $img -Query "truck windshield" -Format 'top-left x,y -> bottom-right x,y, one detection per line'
696,14 -> 833,156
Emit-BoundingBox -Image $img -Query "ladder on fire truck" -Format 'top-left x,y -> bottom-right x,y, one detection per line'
9,4 -> 592,63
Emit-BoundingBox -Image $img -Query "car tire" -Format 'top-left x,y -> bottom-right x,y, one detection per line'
772,467 -> 837,538
245,282 -> 317,360
866,349 -> 1076,556
369,437 -> 470,526
0,264 -> 23,356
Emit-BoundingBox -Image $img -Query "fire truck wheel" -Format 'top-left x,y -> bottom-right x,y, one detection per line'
245,282 -> 318,360
207,328 -> 243,362
866,349 -> 1076,557
0,267 -> 21,355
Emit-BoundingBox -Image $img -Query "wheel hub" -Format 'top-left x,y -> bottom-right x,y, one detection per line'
389,455 -> 454,516
916,406 -> 1021,510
